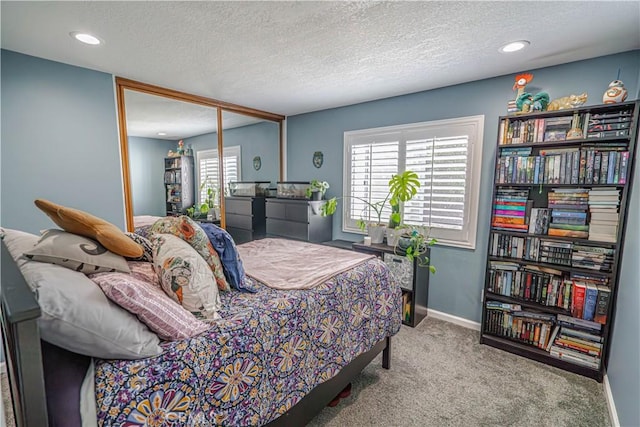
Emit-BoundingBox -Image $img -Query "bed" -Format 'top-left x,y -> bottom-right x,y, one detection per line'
1,228 -> 401,426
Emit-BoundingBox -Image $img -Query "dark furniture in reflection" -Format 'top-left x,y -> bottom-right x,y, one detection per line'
265,199 -> 332,243
224,196 -> 266,244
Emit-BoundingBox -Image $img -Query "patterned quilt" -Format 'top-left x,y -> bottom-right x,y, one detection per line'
94,257 -> 401,426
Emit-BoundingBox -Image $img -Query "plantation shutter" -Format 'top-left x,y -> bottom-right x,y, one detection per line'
197,150 -> 219,205
404,135 -> 468,230
346,133 -> 400,229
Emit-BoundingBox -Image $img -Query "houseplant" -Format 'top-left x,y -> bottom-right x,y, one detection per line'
305,180 -> 330,201
321,170 -> 420,244
394,224 -> 437,273
187,176 -> 218,219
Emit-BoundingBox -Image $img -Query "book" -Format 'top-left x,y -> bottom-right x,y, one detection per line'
594,286 -> 610,325
571,282 -> 586,319
583,284 -> 598,321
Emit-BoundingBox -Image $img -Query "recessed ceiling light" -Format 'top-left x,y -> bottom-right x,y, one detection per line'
499,40 -> 530,53
70,32 -> 102,45
158,132 -> 167,136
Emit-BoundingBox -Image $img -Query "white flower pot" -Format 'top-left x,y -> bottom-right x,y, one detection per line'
368,224 -> 386,244
386,228 -> 401,247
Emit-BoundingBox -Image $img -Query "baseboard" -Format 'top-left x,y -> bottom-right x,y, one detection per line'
427,309 -> 481,331
603,373 -> 620,427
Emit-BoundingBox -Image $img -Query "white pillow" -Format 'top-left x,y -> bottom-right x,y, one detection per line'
1,227 -> 162,359
152,234 -> 222,321
24,229 -> 130,274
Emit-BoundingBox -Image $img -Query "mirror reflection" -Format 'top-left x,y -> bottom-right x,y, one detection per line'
124,89 -> 220,229
221,110 -> 280,195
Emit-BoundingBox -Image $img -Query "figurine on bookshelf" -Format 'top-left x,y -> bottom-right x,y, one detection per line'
547,93 -> 588,111
602,80 -> 628,104
510,73 -> 549,114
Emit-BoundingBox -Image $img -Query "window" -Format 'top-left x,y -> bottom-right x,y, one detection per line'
343,116 -> 484,249
196,146 -> 241,204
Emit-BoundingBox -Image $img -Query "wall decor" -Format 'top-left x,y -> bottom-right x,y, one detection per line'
253,156 -> 262,171
313,151 -> 323,168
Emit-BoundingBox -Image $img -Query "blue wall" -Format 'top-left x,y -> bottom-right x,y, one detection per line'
185,121 -> 280,184
287,49 -> 640,424
1,47 -> 639,424
128,136 -> 175,217
288,50 -> 640,322
1,49 -> 124,232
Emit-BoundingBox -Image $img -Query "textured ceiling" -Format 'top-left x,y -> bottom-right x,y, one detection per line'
1,1 -> 639,116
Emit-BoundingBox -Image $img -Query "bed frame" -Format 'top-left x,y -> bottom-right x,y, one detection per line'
0,241 -> 391,427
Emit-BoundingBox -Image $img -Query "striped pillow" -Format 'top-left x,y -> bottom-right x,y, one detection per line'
89,271 -> 211,341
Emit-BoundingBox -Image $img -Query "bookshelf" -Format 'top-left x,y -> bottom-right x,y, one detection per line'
480,101 -> 639,382
164,156 -> 195,216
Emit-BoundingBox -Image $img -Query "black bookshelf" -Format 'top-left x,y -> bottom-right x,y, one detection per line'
480,101 -> 639,382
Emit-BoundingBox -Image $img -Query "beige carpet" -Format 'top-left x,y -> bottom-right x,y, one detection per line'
1,318 -> 609,427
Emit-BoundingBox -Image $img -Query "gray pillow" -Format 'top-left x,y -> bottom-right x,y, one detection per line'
1,228 -> 162,360
24,229 -> 130,274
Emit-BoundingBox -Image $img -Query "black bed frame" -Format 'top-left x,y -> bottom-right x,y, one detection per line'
0,241 -> 391,427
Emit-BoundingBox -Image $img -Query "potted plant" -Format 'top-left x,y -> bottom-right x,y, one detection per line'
394,224 -> 437,273
321,170 -> 420,244
305,180 -> 330,201
187,177 -> 218,220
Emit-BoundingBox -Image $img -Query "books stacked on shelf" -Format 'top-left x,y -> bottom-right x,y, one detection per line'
489,233 -> 540,261
571,245 -> 614,272
484,303 -> 555,349
549,314 -> 604,369
507,100 -> 518,115
402,293 -> 411,323
548,189 -> 589,238
585,108 -> 633,140
588,188 -> 621,242
496,147 -> 630,185
539,240 -> 572,266
543,116 -> 574,142
488,262 -> 570,309
492,189 -> 531,232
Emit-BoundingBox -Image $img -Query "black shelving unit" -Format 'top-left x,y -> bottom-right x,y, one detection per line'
480,101 -> 639,382
164,156 -> 194,216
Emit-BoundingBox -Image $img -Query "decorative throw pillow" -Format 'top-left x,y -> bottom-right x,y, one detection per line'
150,216 -> 231,292
152,234 -> 222,321
89,272 -> 211,341
1,228 -> 162,359
124,232 -> 154,262
24,229 -> 130,274
34,198 -> 143,258
128,261 -> 160,287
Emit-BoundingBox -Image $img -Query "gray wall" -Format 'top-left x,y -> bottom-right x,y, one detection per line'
185,121 -> 280,184
128,136 -> 175,217
1,49 -> 124,232
287,50 -> 640,425
1,47 -> 639,424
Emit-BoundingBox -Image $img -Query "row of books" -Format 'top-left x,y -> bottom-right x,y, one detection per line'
495,147 -> 630,185
498,108 -> 633,145
489,233 -> 615,272
549,315 -> 605,369
402,292 -> 411,323
487,262 -> 611,322
492,189 -> 531,232
485,304 -> 605,369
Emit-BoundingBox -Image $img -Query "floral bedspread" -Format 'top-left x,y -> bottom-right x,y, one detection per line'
95,258 -> 401,426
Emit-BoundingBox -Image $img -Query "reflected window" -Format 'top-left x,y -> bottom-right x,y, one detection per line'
196,146 -> 242,202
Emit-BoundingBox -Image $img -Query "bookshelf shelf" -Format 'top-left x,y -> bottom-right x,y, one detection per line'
481,101 -> 639,382
487,256 -> 613,277
486,292 -> 571,316
498,136 -> 631,149
164,156 -> 194,216
489,228 -> 617,247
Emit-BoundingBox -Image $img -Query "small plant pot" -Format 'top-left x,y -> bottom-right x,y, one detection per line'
309,201 -> 323,215
386,228 -> 401,247
311,191 -> 322,201
368,224 -> 386,244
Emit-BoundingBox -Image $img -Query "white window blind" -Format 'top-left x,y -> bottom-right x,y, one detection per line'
343,116 -> 484,249
196,146 -> 241,205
